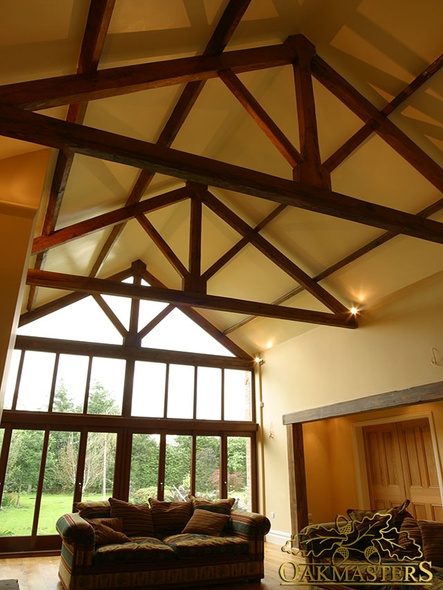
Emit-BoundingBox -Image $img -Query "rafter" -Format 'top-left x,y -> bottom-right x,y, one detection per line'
84,0 -> 252,281
202,203 -> 287,282
20,260 -> 253,360
92,294 -> 128,338
0,44 -> 294,111
137,305 -> 175,341
203,190 -> 348,314
31,188 -> 190,255
26,269 -> 358,329
2,103 -> 443,244
311,53 -> 443,192
28,0 -> 117,311
137,214 -> 189,279
324,51 -> 443,172
8,21 -> 443,339
219,69 -> 303,167
19,268 -> 134,327
225,194 -> 443,335
136,263 -> 253,360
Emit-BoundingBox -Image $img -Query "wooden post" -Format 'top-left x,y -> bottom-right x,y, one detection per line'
287,422 -> 309,536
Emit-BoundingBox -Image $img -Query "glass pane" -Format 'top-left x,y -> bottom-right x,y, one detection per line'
132,362 -> 166,417
87,357 -> 125,415
0,429 -> 45,536
53,354 -> 89,413
82,432 -> 117,499
167,365 -> 194,419
228,437 -> 252,511
142,308 -> 234,356
16,351 -> 56,412
101,294 -> 131,331
3,349 -> 21,410
129,434 -> 160,503
17,296 -> 124,345
195,436 -> 220,499
164,435 -> 191,501
138,299 -> 169,331
224,369 -> 252,421
196,367 -> 221,420
38,431 -> 80,535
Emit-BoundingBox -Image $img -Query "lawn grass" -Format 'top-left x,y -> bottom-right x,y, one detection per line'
0,492 -> 105,536
0,490 -> 251,536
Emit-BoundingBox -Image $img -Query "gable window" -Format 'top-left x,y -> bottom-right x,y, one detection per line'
0,272 -> 257,552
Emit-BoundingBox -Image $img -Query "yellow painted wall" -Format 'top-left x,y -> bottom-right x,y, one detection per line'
303,401 -> 443,524
260,270 -> 443,540
0,149 -> 50,413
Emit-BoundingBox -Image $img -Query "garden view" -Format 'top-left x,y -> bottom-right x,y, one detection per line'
0,382 -> 250,536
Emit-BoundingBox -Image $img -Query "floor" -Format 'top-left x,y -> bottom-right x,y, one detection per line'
0,541 -> 294,590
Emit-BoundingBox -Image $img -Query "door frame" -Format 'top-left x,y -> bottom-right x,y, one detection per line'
352,411 -> 443,510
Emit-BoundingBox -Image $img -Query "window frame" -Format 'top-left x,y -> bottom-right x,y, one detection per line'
0,333 -> 257,554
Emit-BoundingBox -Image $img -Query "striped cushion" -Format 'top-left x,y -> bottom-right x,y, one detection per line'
87,518 -> 130,545
418,520 -> 443,567
74,500 -> 111,519
164,533 -> 249,558
88,517 -> 123,531
182,509 -> 229,536
94,537 -> 175,564
109,497 -> 155,537
149,498 -> 192,535
192,497 -> 235,515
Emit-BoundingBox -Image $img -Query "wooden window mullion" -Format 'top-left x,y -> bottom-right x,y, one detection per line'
31,428 -> 50,537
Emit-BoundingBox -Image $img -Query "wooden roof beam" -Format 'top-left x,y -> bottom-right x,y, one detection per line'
26,269 -> 358,329
0,44 -> 295,111
203,190 -> 348,314
289,35 -> 330,188
136,215 -> 189,279
324,52 -> 443,172
311,53 -> 443,193
219,69 -> 303,167
87,0 -> 253,278
136,263 -> 253,360
27,0 -> 117,310
202,203 -> 287,281
32,188 -> 190,255
2,104 -> 442,244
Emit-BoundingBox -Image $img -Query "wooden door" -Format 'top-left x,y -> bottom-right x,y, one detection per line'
363,422 -> 407,510
363,418 -> 443,521
397,418 -> 443,520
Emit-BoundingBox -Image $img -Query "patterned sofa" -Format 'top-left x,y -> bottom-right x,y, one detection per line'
283,500 -> 443,589
56,497 -> 271,590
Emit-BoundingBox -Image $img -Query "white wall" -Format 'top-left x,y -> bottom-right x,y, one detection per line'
259,270 -> 443,541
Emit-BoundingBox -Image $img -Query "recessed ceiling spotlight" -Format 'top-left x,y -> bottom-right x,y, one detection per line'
350,306 -> 359,315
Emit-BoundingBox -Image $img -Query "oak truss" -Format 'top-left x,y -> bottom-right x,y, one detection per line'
2,0 -> 443,351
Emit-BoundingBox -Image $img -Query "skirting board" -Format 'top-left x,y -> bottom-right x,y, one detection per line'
266,529 -> 291,546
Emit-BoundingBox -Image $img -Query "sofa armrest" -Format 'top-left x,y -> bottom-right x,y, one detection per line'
56,512 -> 95,548
230,510 -> 271,538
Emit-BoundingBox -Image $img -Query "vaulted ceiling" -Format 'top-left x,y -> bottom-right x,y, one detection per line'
1,0 -> 442,356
